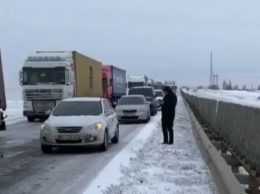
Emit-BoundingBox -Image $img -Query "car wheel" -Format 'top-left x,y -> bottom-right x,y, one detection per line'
100,130 -> 108,151
27,116 -> 35,122
111,125 -> 119,144
41,145 -> 52,154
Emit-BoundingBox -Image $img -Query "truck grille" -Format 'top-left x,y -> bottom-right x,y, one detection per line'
24,89 -> 62,100
32,101 -> 55,113
56,127 -> 82,133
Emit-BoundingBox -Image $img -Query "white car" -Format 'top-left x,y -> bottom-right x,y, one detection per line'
40,97 -> 119,153
155,89 -> 164,110
115,95 -> 150,123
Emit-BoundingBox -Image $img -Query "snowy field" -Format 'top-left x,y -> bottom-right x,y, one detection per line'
4,87 -> 24,124
84,95 -> 217,194
186,89 -> 260,108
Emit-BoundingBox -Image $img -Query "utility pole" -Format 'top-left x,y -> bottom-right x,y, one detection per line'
209,51 -> 214,87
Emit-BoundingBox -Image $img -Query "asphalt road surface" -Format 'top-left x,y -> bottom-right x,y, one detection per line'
0,119 -> 151,194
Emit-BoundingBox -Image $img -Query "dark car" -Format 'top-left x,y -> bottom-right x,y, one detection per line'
128,86 -> 157,116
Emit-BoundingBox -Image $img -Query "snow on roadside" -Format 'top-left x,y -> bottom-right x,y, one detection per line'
185,89 -> 260,109
83,96 -> 217,194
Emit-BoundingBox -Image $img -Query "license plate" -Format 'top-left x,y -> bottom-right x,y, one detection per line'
58,135 -> 80,141
124,113 -> 135,116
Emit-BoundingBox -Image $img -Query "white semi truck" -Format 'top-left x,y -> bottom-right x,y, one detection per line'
20,51 -> 103,122
127,75 -> 148,89
148,78 -> 155,88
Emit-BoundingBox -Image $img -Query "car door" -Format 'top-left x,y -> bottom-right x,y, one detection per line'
106,100 -> 117,131
103,100 -> 114,138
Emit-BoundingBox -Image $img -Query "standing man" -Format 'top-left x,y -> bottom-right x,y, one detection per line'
161,86 -> 177,144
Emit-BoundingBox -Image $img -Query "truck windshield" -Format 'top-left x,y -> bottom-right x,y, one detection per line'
128,82 -> 144,88
52,101 -> 102,116
22,67 -> 65,85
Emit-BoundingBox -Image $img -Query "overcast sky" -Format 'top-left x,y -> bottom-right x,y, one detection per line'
1,0 -> 260,88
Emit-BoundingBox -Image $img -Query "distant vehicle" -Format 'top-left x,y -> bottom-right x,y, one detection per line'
115,95 -> 150,123
20,51 -> 103,122
127,75 -> 148,89
102,65 -> 127,107
128,86 -> 157,116
147,78 -> 155,88
0,49 -> 7,130
40,97 -> 119,153
155,89 -> 164,109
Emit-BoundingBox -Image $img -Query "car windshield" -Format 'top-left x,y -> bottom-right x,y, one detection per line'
52,101 -> 102,116
118,96 -> 145,105
155,91 -> 164,97
128,88 -> 154,98
128,82 -> 144,88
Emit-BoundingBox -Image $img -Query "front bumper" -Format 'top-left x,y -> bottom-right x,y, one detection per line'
117,111 -> 147,121
23,111 -> 49,117
40,130 -> 104,147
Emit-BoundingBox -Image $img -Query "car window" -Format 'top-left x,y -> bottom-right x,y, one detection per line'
102,100 -> 109,113
52,101 -> 102,116
106,100 -> 113,110
118,96 -> 145,105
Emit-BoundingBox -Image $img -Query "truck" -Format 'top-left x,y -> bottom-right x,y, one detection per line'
165,81 -> 177,92
19,51 -> 103,122
127,75 -> 148,89
154,81 -> 164,90
0,49 -> 7,130
102,65 -> 126,107
147,78 -> 155,88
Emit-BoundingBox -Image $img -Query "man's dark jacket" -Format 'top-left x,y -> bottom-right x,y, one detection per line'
161,86 -> 177,123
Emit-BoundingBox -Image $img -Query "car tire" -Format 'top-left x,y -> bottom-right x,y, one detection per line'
27,116 -> 35,122
100,130 -> 108,151
111,125 -> 119,144
41,145 -> 52,154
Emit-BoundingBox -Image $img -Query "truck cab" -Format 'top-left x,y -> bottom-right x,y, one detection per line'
20,52 -> 76,122
127,75 -> 148,89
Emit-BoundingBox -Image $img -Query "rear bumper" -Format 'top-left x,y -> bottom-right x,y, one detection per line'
117,112 -> 147,121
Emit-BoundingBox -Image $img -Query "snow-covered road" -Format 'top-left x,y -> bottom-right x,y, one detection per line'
84,95 -> 217,194
0,119 -> 153,194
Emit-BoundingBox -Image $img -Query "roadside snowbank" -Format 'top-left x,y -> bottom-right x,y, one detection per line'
5,100 -> 25,124
82,114 -> 161,194
185,89 -> 260,109
83,96 -> 217,194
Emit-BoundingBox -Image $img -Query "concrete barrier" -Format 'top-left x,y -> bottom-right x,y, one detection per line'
181,90 -> 260,175
184,96 -> 246,194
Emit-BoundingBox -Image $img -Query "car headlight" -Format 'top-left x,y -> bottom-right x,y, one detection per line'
88,122 -> 103,131
41,123 -> 51,132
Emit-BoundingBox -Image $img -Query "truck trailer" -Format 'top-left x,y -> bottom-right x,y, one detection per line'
102,65 -> 126,107
20,51 -> 103,122
0,49 -> 7,130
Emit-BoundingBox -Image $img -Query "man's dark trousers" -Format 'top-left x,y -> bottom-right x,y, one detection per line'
162,118 -> 174,144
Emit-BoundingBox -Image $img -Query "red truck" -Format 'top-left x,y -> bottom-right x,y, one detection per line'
0,49 -> 7,130
102,65 -> 126,107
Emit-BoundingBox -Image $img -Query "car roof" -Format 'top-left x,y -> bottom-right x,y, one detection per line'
122,95 -> 145,98
62,97 -> 102,102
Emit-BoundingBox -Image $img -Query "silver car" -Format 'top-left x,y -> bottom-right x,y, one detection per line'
115,95 -> 150,123
40,97 -> 119,153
